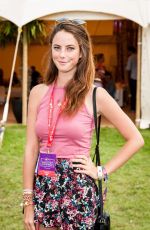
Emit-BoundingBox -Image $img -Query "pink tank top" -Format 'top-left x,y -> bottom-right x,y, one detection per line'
35,85 -> 94,158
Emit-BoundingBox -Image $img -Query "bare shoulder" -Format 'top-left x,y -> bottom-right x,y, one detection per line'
28,83 -> 50,111
29,84 -> 49,102
95,86 -> 119,115
95,87 -> 111,105
96,87 -> 109,100
30,83 -> 49,97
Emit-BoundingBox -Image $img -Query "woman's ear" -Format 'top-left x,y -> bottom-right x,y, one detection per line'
79,50 -> 82,59
78,57 -> 82,63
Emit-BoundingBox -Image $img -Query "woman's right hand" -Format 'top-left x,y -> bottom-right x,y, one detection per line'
24,205 -> 35,230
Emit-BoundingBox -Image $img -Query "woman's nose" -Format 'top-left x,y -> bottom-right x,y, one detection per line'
59,49 -> 66,58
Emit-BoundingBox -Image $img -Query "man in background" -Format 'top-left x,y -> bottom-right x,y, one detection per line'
126,46 -> 137,112
30,66 -> 41,90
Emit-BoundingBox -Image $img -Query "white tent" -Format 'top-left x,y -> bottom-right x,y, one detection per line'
0,0 -> 149,27
0,0 -> 150,129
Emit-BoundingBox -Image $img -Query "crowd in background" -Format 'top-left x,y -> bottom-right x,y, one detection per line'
0,48 -> 137,112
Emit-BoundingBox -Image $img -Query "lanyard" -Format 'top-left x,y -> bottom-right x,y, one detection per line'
47,82 -> 67,148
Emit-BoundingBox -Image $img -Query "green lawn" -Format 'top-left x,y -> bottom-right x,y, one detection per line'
0,125 -> 150,230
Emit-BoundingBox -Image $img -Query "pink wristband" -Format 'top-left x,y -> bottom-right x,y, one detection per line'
102,166 -> 108,181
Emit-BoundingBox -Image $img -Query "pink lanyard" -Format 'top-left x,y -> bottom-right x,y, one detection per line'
47,82 -> 67,148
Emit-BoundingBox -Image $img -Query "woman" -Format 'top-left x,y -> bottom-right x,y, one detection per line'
23,20 -> 144,230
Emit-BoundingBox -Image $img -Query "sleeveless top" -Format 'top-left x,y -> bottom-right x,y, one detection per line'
35,85 -> 94,158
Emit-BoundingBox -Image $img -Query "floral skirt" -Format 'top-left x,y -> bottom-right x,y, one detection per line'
33,158 -> 99,230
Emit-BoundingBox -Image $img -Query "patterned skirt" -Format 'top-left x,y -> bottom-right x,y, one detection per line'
33,158 -> 100,230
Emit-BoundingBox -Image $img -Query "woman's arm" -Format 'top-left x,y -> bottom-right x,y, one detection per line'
71,87 -> 144,179
96,87 -> 144,175
23,84 -> 49,188
23,87 -> 40,190
23,84 -> 48,230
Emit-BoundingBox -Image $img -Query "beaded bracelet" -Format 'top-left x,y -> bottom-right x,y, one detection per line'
102,166 -> 108,181
24,201 -> 34,207
20,201 -> 34,208
97,166 -> 108,204
97,166 -> 108,181
23,189 -> 33,194
23,193 -> 33,199
22,191 -> 33,206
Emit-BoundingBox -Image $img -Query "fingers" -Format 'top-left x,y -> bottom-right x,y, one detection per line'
74,168 -> 87,174
71,155 -> 89,165
72,163 -> 87,169
74,155 -> 89,161
24,219 -> 35,230
24,206 -> 35,230
24,223 -> 35,230
73,168 -> 93,178
71,155 -> 98,179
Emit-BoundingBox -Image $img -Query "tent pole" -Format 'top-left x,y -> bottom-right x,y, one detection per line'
0,27 -> 22,148
22,26 -> 28,125
135,26 -> 142,127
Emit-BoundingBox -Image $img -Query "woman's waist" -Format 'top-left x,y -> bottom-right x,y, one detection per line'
39,142 -> 90,158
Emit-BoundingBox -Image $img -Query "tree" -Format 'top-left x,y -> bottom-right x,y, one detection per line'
0,20 -> 47,45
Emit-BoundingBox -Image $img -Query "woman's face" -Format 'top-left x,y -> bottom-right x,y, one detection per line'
52,30 -> 81,74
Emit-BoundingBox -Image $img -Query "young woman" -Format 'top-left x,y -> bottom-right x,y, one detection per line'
23,20 -> 144,230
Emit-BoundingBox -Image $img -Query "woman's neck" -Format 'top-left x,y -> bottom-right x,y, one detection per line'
56,73 -> 74,87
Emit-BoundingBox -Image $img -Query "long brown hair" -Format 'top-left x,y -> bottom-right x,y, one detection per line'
44,21 -> 95,115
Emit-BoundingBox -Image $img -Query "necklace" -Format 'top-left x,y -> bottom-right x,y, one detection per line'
57,99 -> 62,107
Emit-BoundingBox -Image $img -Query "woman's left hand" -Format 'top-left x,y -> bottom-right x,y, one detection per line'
71,155 -> 98,180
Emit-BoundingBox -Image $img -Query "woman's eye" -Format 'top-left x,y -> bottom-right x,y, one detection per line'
53,46 -> 60,50
67,47 -> 75,51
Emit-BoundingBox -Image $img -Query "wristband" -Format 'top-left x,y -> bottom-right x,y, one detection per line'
97,166 -> 108,181
102,166 -> 108,181
97,166 -> 103,180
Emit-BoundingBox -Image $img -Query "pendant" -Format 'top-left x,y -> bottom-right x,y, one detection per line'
57,100 -> 62,107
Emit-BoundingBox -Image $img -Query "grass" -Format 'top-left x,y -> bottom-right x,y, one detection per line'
0,125 -> 150,230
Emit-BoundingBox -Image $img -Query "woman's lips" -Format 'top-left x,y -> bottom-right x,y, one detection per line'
59,61 -> 67,64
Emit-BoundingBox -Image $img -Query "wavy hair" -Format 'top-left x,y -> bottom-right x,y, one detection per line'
44,21 -> 95,115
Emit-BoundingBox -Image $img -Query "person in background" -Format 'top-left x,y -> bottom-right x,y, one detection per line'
12,71 -> 21,86
126,46 -> 137,112
30,66 -> 41,90
0,68 -> 4,85
0,68 -> 5,105
94,53 -> 106,87
23,20 -> 144,230
104,71 -> 116,98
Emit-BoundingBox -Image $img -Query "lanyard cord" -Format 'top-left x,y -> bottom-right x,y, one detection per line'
47,82 -> 67,148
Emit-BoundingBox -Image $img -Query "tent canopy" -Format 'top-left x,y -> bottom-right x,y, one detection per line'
0,0 -> 149,27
